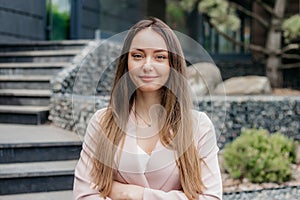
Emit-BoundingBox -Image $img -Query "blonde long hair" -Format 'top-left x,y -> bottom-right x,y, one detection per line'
91,17 -> 205,199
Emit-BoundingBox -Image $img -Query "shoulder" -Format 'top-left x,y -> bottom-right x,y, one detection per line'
191,110 -> 218,156
191,110 -> 214,129
89,107 -> 109,124
84,107 -> 108,139
83,108 -> 109,152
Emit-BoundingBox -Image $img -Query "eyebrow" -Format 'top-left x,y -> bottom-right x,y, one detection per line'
130,48 -> 168,53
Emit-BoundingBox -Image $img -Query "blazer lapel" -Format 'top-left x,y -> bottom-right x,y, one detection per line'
115,116 -> 150,187
114,109 -> 180,190
144,140 -> 179,189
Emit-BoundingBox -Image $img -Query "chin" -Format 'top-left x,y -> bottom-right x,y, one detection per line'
137,85 -> 164,92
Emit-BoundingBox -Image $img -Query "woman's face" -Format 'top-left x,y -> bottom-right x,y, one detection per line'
128,28 -> 170,93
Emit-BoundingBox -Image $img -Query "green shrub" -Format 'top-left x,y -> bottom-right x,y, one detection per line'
282,14 -> 300,43
223,128 -> 298,183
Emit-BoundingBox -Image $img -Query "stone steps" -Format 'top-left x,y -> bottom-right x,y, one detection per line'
0,40 -> 89,124
0,123 -> 82,158
0,62 -> 69,75
0,89 -> 51,106
0,123 -> 82,195
0,40 -> 90,52
0,141 -> 82,163
0,160 -> 77,178
0,41 -> 88,196
0,160 -> 77,195
0,105 -> 49,124
0,49 -> 81,62
0,75 -> 52,89
0,190 -> 73,200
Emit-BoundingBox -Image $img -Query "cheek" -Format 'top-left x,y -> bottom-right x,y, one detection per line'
127,60 -> 138,83
162,66 -> 171,78
127,56 -> 141,71
127,62 -> 142,76
127,59 -> 134,71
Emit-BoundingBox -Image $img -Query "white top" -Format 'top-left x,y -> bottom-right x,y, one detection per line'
137,145 -> 151,173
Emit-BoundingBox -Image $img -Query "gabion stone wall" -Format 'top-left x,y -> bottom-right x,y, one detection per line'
196,95 -> 300,148
49,39 -> 300,147
49,39 -> 121,139
51,39 -> 122,96
49,94 -> 110,138
50,93 -> 300,148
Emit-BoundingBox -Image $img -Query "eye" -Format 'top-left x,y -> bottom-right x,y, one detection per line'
155,54 -> 167,61
131,53 -> 144,60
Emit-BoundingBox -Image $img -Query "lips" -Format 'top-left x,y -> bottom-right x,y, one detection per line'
139,75 -> 158,82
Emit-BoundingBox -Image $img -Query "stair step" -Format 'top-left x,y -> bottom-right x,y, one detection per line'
0,49 -> 81,57
0,75 -> 52,89
0,62 -> 69,75
0,89 -> 51,106
0,105 -> 49,124
0,49 -> 81,62
0,89 -> 51,96
0,160 -> 77,178
0,105 -> 49,113
0,62 -> 69,68
0,40 -> 90,52
0,142 -> 81,163
0,190 -> 72,200
0,123 -> 82,162
0,160 -> 77,195
0,123 -> 81,142
0,75 -> 51,81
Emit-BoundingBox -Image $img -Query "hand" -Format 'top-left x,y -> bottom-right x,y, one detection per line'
108,181 -> 144,200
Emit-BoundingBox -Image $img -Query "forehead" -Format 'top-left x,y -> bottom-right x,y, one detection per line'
130,28 -> 168,50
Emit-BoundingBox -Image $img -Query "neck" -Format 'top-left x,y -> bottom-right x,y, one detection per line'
134,90 -> 163,130
135,90 -> 161,113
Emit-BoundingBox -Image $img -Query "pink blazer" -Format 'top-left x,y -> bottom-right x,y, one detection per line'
73,108 -> 222,199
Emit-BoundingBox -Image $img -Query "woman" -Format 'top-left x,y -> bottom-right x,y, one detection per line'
73,17 -> 222,200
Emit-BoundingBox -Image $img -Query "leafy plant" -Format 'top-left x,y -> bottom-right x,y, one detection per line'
198,0 -> 240,32
223,128 -> 298,183
166,2 -> 187,32
282,14 -> 300,43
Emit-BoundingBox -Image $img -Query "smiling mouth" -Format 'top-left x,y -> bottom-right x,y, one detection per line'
139,76 -> 158,82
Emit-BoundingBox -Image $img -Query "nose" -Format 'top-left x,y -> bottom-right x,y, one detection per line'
143,56 -> 153,71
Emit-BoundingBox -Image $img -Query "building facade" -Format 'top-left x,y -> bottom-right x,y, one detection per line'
0,0 -> 298,88
0,0 -> 46,42
0,0 -> 162,42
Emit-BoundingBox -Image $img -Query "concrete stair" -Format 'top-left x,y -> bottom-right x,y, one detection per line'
0,105 -> 49,125
0,190 -> 73,200
0,40 -> 89,52
0,41 -> 88,198
0,75 -> 52,89
0,40 -> 89,124
0,160 -> 77,195
0,89 -> 51,106
0,123 -> 82,197
0,49 -> 81,62
0,62 -> 70,75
